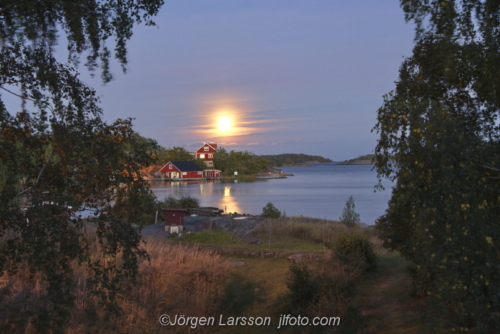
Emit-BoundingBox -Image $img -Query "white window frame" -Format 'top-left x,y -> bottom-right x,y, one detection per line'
204,146 -> 209,151
200,154 -> 205,159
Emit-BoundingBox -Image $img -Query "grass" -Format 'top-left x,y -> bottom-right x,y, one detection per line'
172,216 -> 361,255
350,251 -> 448,334
0,217 -> 448,333
176,231 -> 327,254
0,233 -> 230,334
175,229 -> 241,245
218,256 -> 296,334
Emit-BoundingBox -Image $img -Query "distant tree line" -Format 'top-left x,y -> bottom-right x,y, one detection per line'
258,153 -> 332,166
134,136 -> 333,175
214,148 -> 269,176
133,134 -> 206,169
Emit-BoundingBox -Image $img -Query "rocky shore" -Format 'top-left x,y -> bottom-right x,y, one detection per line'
141,214 -> 266,238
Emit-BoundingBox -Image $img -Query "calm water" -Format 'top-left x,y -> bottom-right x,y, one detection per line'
149,163 -> 394,225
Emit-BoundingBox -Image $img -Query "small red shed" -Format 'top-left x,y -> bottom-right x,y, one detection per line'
162,209 -> 187,234
204,169 -> 221,178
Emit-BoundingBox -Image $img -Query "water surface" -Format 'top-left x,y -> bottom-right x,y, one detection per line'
149,164 -> 393,225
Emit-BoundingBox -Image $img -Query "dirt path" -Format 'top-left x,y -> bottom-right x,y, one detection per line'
351,253 -> 427,334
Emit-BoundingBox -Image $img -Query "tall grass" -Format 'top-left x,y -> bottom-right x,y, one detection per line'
252,216 -> 349,243
0,229 -> 229,333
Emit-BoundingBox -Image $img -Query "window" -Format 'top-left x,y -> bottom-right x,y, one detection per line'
169,164 -> 172,169
198,172 -> 203,175
208,154 -> 213,158
204,146 -> 209,151
182,172 -> 187,175
200,154 -> 205,159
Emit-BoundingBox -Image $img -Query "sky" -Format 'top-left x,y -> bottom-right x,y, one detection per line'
9,1 -> 416,161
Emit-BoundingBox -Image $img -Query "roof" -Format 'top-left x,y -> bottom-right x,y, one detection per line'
170,161 -> 204,172
195,142 -> 217,152
161,209 -> 187,212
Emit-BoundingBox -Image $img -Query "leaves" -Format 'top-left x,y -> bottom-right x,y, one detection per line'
339,196 -> 360,227
0,0 -> 164,331
374,1 -> 500,331
262,202 -> 282,219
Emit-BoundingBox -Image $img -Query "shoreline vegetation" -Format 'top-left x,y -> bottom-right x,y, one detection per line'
257,153 -> 333,167
336,154 -> 375,165
139,149 -> 333,180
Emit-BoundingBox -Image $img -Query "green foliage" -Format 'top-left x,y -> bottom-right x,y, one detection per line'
159,195 -> 200,209
339,196 -> 360,227
213,147 -> 266,176
354,154 -> 375,160
132,134 -> 162,164
193,157 -> 208,170
283,255 -> 365,332
329,233 -> 378,272
161,146 -> 194,163
374,1 -> 500,331
261,202 -> 282,219
286,263 -> 318,310
259,153 -> 332,166
0,0 -> 164,331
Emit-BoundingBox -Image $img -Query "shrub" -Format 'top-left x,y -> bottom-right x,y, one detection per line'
159,195 -> 199,209
331,233 -> 378,271
286,263 -> 318,310
339,195 -> 360,227
177,195 -> 200,209
261,202 -> 281,219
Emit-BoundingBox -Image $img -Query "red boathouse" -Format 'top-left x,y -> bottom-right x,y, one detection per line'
159,161 -> 204,179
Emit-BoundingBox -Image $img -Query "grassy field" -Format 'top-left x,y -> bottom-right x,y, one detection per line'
0,216 -> 446,333
168,216 -> 446,333
163,217 -> 439,333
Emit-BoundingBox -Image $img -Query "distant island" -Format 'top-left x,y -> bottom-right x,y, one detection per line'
258,153 -> 332,167
337,154 -> 375,165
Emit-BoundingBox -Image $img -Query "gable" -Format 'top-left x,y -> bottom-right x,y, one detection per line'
195,142 -> 217,153
159,162 -> 178,173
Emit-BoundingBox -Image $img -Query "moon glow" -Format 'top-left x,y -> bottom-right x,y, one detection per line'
218,116 -> 232,132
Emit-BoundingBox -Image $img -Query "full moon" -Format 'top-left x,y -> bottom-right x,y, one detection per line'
218,116 -> 232,132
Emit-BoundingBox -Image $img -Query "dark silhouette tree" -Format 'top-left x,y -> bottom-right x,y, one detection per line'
374,1 -> 500,331
0,0 -> 164,331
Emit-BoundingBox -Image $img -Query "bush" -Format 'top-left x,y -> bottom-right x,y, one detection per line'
261,202 -> 281,219
331,233 -> 378,271
159,195 -> 200,209
339,196 -> 360,227
286,263 -> 318,310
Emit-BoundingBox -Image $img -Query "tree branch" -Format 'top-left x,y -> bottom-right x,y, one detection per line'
478,165 -> 500,172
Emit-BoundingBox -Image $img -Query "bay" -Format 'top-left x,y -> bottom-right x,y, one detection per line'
149,163 -> 394,225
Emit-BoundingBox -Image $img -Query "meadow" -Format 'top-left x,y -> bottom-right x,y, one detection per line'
0,217 -> 445,333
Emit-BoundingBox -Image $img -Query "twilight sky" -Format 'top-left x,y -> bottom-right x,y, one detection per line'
12,1 -> 417,161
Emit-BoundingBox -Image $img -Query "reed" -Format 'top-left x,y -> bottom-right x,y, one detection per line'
0,230 -> 229,334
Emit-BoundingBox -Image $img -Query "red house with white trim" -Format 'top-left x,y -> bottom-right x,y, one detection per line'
159,161 -> 204,179
195,142 -> 217,168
